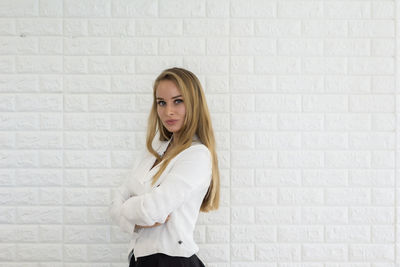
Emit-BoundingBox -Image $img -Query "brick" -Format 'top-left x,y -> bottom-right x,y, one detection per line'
349,95 -> 395,112
232,113 -> 276,130
111,38 -> 157,55
278,75 -> 324,93
349,245 -> 394,261
15,169 -> 62,186
372,76 -> 395,93
160,0 -> 205,17
303,244 -> 347,261
302,207 -> 348,224
112,0 -> 156,17
206,94 -> 229,113
17,19 -> 62,35
231,38 -> 275,55
255,244 -> 300,261
278,39 -> 323,56
16,56 -> 62,73
278,226 -> 324,242
231,206 -> 254,224
349,207 -> 394,224
64,151 -> 110,168
39,37 -> 63,54
0,19 -> 16,35
302,170 -> 348,187
206,0 -> 229,17
231,0 -> 275,18
325,39 -> 370,56
326,225 -> 370,243
231,75 -> 275,93
303,57 -> 347,74
255,132 -> 301,150
278,188 -> 324,205
231,244 -> 254,261
349,58 -> 394,75
230,19 -> 254,36
372,188 -> 394,205
65,0 -> 110,17
372,226 -> 395,242
206,226 -> 229,243
205,75 -> 229,93
324,1 -> 370,18
64,37 -> 110,55
207,37 -> 229,56
64,226 -> 110,243
326,188 -> 370,205
303,19 -> 349,37
255,19 -> 301,37
371,151 -> 394,168
231,168 -> 254,186
349,170 -> 394,187
16,94 -> 62,111
135,56 -> 183,74
0,0 -> 38,17
64,19 -> 88,36
372,1 -> 395,18
39,225 -> 62,242
255,207 -> 301,224
17,207 -> 62,223
278,1 -> 323,18
0,244 -> 16,260
255,56 -> 301,74
0,56 -> 15,73
64,244 -> 87,261
232,188 -> 276,205
136,19 -> 182,36
349,20 -> 394,37
64,75 -> 110,93
231,225 -> 276,242
88,19 -> 135,37
230,56 -> 253,74
371,39 -> 395,56
325,114 -> 371,131
16,132 -> 62,149
160,38 -> 206,55
184,19 -> 228,36
325,75 -> 370,93
279,151 -> 324,168
17,244 -> 62,261
40,0 -> 63,16
184,56 -> 229,74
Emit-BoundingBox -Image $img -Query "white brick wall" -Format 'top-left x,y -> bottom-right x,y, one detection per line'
0,0 -> 399,266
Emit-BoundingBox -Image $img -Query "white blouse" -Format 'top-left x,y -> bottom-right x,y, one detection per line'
109,135 -> 212,262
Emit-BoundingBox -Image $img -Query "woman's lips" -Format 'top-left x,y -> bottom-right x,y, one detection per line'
166,120 -> 178,125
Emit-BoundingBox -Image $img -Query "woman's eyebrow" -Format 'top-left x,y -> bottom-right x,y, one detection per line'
156,95 -> 182,100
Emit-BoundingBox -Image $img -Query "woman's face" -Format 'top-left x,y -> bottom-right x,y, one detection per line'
156,80 -> 186,134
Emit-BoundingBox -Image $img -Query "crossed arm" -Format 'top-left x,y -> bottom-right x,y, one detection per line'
109,146 -> 212,234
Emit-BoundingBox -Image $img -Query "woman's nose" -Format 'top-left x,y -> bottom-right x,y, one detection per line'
166,104 -> 174,115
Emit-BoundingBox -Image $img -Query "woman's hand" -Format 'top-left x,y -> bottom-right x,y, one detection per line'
134,214 -> 171,230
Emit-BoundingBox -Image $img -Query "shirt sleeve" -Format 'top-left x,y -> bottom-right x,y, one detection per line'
120,145 -> 212,226
109,149 -> 146,233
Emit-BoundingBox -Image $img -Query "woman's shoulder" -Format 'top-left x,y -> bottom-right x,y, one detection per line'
176,142 -> 211,163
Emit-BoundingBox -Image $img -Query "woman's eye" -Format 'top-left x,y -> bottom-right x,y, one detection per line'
174,99 -> 183,104
157,101 -> 166,106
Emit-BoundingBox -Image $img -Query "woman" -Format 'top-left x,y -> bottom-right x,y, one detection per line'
110,67 -> 220,267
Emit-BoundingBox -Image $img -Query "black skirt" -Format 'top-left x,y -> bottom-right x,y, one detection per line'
129,252 -> 205,267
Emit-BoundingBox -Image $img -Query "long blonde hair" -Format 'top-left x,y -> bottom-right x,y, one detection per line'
145,67 -> 220,212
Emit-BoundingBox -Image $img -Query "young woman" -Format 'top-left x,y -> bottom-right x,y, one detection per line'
110,67 -> 220,267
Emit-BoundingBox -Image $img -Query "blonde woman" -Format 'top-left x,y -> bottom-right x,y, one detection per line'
110,67 -> 220,267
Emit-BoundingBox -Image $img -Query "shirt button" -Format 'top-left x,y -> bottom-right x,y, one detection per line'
178,240 -> 183,244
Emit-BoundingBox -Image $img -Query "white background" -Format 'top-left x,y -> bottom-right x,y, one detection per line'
0,0 -> 398,266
